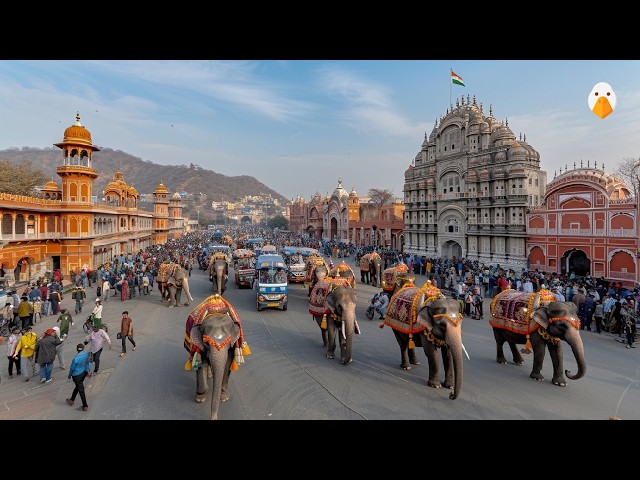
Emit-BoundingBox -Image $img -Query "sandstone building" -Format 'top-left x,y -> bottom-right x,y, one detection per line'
0,113 -> 184,285
403,96 -> 546,270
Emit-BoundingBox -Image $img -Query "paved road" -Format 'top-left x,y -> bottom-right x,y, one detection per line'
1,259 -> 638,420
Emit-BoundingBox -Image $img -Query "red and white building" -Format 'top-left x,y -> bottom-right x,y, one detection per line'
526,164 -> 638,286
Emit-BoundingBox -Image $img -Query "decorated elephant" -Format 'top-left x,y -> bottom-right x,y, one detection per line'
309,277 -> 360,364
208,253 -> 229,296
184,294 -> 250,420
368,252 -> 382,288
157,262 -> 193,307
489,289 -> 586,386
382,281 -> 464,400
305,257 -> 329,296
359,253 -> 371,284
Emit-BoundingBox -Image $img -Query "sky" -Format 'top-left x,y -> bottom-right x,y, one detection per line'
0,60 -> 639,202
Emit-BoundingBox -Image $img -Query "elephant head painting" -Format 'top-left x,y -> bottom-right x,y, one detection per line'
157,262 -> 193,307
382,282 -> 464,400
309,277 -> 359,364
208,253 -> 229,296
184,294 -> 250,420
489,289 -> 586,387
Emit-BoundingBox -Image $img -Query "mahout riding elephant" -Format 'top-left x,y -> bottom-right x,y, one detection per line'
184,294 -> 250,420
359,253 -> 371,284
309,278 -> 359,364
157,263 -> 193,307
368,252 -> 382,288
489,289 -> 586,387
382,282 -> 464,400
208,254 -> 229,295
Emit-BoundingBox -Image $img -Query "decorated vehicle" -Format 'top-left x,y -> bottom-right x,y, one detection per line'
246,238 -> 264,253
255,254 -> 289,311
232,249 -> 256,288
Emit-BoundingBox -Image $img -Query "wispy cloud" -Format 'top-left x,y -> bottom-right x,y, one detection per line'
317,66 -> 430,137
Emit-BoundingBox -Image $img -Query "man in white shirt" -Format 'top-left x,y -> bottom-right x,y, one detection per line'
374,292 -> 389,319
102,278 -> 111,302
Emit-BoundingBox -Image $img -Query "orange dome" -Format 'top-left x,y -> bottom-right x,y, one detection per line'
42,178 -> 60,191
62,112 -> 93,146
154,182 -> 169,193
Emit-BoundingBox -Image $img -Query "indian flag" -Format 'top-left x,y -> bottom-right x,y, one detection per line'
451,70 -> 464,87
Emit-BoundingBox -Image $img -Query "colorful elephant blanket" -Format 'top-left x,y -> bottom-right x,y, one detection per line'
308,278 -> 352,316
383,283 -> 444,334
184,294 -> 244,355
489,289 -> 556,335
157,262 -> 179,284
382,264 -> 409,292
359,254 -> 371,271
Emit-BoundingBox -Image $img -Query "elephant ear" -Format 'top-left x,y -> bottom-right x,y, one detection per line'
532,305 -> 550,328
326,287 -> 338,313
416,304 -> 434,332
190,324 -> 206,352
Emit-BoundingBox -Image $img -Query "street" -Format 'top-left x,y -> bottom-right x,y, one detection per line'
1,258 -> 638,420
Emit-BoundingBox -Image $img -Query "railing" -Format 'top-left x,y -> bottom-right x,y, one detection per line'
609,270 -> 637,281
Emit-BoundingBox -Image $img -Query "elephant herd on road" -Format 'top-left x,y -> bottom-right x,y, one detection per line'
181,256 -> 587,419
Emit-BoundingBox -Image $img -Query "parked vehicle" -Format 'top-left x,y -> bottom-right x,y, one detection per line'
255,254 -> 288,311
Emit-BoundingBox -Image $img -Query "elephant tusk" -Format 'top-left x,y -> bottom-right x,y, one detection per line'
461,343 -> 470,360
341,320 -> 346,339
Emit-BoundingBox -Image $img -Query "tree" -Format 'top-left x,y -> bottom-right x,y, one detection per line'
615,156 -> 640,199
267,214 -> 289,230
0,159 -> 48,195
367,188 -> 395,205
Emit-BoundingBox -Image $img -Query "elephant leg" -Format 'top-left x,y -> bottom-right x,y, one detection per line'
420,339 -> 444,389
175,288 -> 182,306
314,316 -> 328,349
195,363 -> 208,403
529,337 -> 546,382
547,342 -> 567,387
326,319 -> 338,359
507,341 -> 525,365
493,328 -> 509,364
392,329 -> 412,370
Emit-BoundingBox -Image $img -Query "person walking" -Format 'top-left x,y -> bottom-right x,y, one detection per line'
6,326 -> 22,378
102,277 -> 111,302
622,303 -> 637,349
34,328 -> 61,383
118,310 -> 137,357
17,296 -> 33,330
13,325 -> 37,381
91,299 -> 103,328
52,326 -> 66,370
66,343 -> 92,412
73,286 -> 86,315
84,324 -> 111,375
49,289 -> 62,316
32,297 -> 43,325
56,309 -> 73,338
142,274 -> 149,295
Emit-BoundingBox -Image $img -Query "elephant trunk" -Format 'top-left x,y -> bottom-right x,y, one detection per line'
216,268 -> 224,295
207,348 -> 226,421
564,327 -> 586,380
446,331 -> 464,400
182,277 -> 193,304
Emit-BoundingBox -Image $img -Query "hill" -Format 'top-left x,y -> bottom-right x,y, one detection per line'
0,146 -> 289,215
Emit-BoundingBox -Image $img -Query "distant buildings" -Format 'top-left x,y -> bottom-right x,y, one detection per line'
288,179 -> 404,249
0,113 -> 184,285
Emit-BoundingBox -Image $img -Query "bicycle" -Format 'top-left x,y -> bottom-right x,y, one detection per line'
83,315 -> 108,334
